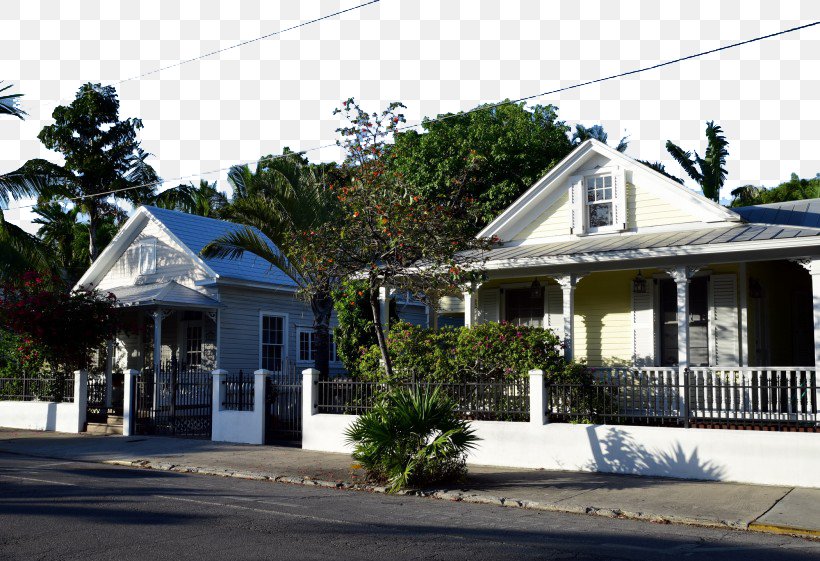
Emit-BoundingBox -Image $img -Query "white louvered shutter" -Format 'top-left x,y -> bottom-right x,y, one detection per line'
711,274 -> 740,365
477,288 -> 500,324
613,167 -> 627,231
544,285 -> 564,338
631,288 -> 655,366
568,175 -> 584,235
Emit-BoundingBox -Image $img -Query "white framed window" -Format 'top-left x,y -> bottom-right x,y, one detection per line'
297,328 -> 338,363
585,174 -> 614,230
184,324 -> 203,366
138,238 -> 157,275
260,313 -> 287,372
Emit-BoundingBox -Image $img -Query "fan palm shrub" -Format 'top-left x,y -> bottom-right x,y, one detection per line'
345,385 -> 479,491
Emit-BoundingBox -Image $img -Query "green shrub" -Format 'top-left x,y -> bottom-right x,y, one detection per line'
345,385 -> 479,491
357,321 -> 584,383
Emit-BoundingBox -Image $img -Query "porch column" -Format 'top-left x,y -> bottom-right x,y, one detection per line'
151,309 -> 171,374
463,286 -> 477,327
554,274 -> 585,361
668,266 -> 694,423
808,259 -> 820,368
104,339 -> 114,409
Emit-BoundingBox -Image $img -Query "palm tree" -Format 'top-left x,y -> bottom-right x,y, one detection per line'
202,153 -> 341,377
572,124 -> 628,152
151,179 -> 228,218
665,121 -> 729,202
637,160 -> 685,184
0,82 -> 26,120
0,82 -> 51,281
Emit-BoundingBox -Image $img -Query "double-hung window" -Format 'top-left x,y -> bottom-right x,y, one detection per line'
138,238 -> 157,275
297,329 -> 338,363
261,314 -> 285,372
585,174 -> 614,230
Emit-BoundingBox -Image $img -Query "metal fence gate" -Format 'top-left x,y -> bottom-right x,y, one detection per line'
135,363 -> 212,438
265,360 -> 302,444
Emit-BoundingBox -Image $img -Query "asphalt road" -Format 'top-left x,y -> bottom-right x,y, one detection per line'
0,452 -> 818,561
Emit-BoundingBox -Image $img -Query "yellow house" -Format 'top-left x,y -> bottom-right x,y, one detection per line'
443,139 -> 820,376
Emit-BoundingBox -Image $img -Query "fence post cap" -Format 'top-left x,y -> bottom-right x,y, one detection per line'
528,369 -> 545,377
254,369 -> 273,376
211,369 -> 229,376
73,369 -> 88,375
124,369 -> 140,376
302,368 -> 321,377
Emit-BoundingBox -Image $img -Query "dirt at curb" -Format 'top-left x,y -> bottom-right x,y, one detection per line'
101,458 -> 794,536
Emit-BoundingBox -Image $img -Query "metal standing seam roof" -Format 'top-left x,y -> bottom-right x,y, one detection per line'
475,223 -> 820,264
733,199 -> 820,228
107,281 -> 220,308
142,206 -> 297,288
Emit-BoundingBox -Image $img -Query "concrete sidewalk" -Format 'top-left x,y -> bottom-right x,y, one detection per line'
0,429 -> 817,538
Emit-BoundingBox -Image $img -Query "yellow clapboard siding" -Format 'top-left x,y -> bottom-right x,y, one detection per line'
573,270 -> 634,366
513,193 -> 571,240
631,181 -> 699,228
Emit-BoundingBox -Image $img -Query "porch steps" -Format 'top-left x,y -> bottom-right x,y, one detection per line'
86,415 -> 124,436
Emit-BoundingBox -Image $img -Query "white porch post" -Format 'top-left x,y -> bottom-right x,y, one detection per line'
152,310 -> 164,375
668,266 -> 693,421
104,339 -> 114,409
555,274 -> 585,361
463,286 -> 477,327
528,369 -> 547,426
810,259 -> 820,418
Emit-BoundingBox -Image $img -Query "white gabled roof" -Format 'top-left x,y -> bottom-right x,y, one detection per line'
75,206 -> 297,291
477,139 -> 741,241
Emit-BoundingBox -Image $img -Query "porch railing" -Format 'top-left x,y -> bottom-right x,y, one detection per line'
549,366 -> 819,430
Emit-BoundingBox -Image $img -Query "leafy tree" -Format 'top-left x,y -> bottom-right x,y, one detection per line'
295,99 -> 493,379
0,83 -> 157,263
665,121 -> 729,202
0,272 -> 120,371
0,81 -> 26,120
202,152 -> 341,377
571,123 -> 628,152
729,173 -> 820,207
636,160 -> 685,184
390,101 -> 573,227
332,279 -> 378,377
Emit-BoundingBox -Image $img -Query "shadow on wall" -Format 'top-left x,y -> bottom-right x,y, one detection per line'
584,426 -> 726,481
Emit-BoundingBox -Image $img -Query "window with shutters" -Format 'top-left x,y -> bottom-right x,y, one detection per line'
585,174 -> 614,229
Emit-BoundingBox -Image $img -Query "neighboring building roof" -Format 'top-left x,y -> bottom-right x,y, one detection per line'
733,199 -> 820,228
109,281 -> 220,308
475,222 -> 820,267
141,206 -> 297,288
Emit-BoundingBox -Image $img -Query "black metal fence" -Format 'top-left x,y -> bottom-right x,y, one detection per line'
550,367 -> 819,431
265,360 -> 302,443
316,376 -> 530,422
135,362 -> 212,438
0,373 -> 75,403
222,370 -> 255,411
85,373 -> 107,421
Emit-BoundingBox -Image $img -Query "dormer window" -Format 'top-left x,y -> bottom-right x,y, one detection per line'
586,174 -> 613,229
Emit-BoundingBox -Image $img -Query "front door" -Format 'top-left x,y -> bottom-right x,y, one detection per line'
659,276 -> 709,366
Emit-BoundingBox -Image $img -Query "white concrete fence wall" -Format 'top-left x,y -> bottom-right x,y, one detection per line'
302,369 -> 820,488
210,369 -> 267,445
0,370 -> 87,433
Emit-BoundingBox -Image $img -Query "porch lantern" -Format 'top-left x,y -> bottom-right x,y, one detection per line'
632,270 -> 647,294
530,277 -> 542,299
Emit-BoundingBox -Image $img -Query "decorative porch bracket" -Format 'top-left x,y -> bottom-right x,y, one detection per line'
551,273 -> 587,361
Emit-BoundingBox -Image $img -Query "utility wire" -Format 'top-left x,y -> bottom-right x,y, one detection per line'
120,0 -> 382,84
7,20 -> 818,211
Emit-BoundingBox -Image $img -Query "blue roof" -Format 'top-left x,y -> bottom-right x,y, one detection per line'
142,206 -> 297,288
733,198 -> 820,228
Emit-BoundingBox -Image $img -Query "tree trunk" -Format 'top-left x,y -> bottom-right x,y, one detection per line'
310,291 -> 333,381
369,284 -> 393,379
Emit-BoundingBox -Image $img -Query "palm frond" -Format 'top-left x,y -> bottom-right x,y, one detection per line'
665,141 -> 703,184
0,82 -> 27,120
0,159 -> 75,205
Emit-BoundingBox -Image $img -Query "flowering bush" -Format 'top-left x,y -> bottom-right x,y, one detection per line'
0,329 -> 46,379
357,321 -> 589,384
0,272 -> 120,371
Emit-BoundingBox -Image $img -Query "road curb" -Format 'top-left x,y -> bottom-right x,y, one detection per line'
101,458 -> 769,534
748,523 -> 820,539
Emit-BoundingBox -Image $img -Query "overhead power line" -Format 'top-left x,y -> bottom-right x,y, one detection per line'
119,1 -> 382,84
7,20 -> 819,211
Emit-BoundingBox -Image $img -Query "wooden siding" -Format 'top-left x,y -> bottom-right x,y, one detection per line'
512,193 -> 572,241
629,178 -> 701,228
574,271 -> 633,366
